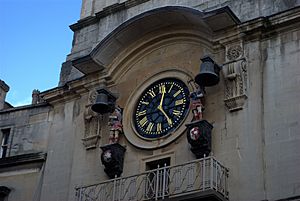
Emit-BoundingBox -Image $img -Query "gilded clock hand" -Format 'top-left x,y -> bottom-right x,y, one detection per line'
156,85 -> 172,125
157,105 -> 173,125
159,86 -> 166,108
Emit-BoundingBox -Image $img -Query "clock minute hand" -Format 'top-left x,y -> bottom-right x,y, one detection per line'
157,86 -> 172,125
159,90 -> 165,108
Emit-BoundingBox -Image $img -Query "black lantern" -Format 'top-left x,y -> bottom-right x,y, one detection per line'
195,56 -> 221,87
91,88 -> 116,114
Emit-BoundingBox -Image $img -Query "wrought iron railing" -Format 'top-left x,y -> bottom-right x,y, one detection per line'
75,156 -> 229,201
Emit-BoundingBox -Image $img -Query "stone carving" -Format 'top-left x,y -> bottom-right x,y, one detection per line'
190,85 -> 205,121
32,89 -> 44,105
226,44 -> 243,61
108,106 -> 123,144
223,58 -> 248,111
88,90 -> 98,105
82,91 -> 101,149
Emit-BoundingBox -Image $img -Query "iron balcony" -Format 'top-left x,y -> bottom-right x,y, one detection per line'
75,156 -> 229,201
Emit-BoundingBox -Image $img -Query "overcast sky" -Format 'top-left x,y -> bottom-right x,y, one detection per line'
0,0 -> 82,106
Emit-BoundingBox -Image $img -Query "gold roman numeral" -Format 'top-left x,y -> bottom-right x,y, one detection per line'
148,89 -> 156,98
157,123 -> 162,133
146,122 -> 154,132
139,116 -> 148,127
141,101 -> 149,105
159,84 -> 166,94
168,83 -> 174,93
173,90 -> 181,97
137,110 -> 147,117
173,110 -> 181,117
175,99 -> 184,106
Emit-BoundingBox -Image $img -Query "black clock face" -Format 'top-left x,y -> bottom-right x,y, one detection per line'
134,78 -> 190,139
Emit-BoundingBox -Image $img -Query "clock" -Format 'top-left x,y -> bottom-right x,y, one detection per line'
134,78 -> 190,139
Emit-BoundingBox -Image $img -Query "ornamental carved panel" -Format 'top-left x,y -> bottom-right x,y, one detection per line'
226,44 -> 243,61
223,57 -> 248,112
82,90 -> 102,149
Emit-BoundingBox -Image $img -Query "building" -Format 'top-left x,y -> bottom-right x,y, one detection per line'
1,0 -> 300,201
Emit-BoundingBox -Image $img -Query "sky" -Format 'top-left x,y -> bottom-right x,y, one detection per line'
0,0 -> 82,106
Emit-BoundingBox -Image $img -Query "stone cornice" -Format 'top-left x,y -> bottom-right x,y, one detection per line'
40,82 -> 84,104
239,5 -> 300,41
0,152 -> 46,169
69,16 -> 98,32
72,6 -> 239,75
40,73 -> 109,104
216,5 -> 300,45
70,0 -> 150,32
0,102 -> 49,114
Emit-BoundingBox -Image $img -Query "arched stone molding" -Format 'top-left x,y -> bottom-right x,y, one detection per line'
106,29 -> 214,85
103,27 -> 215,149
71,6 -> 240,75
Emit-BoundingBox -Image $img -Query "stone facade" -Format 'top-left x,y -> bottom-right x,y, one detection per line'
1,1 -> 300,201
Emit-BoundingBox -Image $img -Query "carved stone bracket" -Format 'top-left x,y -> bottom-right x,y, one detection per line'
82,90 -> 102,149
223,58 -> 248,112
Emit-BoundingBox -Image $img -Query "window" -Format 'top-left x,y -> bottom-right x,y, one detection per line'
145,158 -> 170,199
0,129 -> 10,158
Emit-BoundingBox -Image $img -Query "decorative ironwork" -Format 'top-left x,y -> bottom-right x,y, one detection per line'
75,156 -> 229,201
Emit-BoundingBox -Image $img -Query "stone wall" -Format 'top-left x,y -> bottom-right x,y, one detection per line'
0,105 -> 50,201
0,105 -> 51,156
261,29 -> 300,200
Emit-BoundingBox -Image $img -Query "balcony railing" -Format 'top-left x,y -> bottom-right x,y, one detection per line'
75,156 -> 229,201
